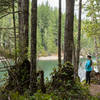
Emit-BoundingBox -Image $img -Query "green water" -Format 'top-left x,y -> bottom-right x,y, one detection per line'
0,59 -> 84,82
0,58 -> 94,86
0,60 -> 14,86
0,60 -> 59,86
37,58 -> 87,80
37,60 -> 59,79
0,62 -> 7,80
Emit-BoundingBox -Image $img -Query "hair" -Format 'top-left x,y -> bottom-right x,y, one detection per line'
87,55 -> 91,59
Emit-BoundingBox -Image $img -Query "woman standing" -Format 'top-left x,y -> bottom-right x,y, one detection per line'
85,55 -> 92,85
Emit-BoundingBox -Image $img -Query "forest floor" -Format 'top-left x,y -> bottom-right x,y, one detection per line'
89,84 -> 100,98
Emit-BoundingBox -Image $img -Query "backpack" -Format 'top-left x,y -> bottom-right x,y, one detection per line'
90,60 -> 92,66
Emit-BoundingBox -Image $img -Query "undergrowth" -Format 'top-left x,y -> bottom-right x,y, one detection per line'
0,62 -> 99,100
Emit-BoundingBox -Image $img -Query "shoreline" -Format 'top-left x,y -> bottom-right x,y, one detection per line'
38,56 -> 64,60
0,55 -> 84,61
38,55 -> 84,61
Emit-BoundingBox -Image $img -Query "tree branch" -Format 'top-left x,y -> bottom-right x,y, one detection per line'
0,11 -> 21,19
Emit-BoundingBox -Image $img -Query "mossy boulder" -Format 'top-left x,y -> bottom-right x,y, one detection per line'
6,59 -> 30,93
91,71 -> 100,84
51,62 -> 74,90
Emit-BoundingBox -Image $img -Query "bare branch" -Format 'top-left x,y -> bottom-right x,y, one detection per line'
0,11 -> 21,19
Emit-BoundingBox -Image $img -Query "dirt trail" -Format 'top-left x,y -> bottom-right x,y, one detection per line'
89,84 -> 100,97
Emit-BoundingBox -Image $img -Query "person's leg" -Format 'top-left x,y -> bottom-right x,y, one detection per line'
86,71 -> 88,84
86,71 -> 90,84
88,71 -> 91,84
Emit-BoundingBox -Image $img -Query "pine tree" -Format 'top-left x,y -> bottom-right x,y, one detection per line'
30,0 -> 37,93
18,0 -> 29,62
75,0 -> 82,78
64,0 -> 75,63
58,0 -> 62,67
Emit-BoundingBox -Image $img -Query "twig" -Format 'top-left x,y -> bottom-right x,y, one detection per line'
0,11 -> 20,19
0,27 -> 18,29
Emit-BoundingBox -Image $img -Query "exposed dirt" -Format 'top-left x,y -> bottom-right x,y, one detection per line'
89,84 -> 100,97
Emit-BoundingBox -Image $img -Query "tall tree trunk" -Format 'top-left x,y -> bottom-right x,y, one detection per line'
18,0 -> 22,60
12,0 -> 17,64
73,43 -> 77,78
30,0 -> 37,93
75,0 -> 82,78
94,37 -> 100,72
18,0 -> 21,36
64,0 -> 75,63
23,0 -> 29,55
58,0 -> 62,67
18,0 -> 29,62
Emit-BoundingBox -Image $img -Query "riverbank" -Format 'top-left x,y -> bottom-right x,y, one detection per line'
0,55 -> 85,62
38,55 -> 84,60
38,56 -> 63,60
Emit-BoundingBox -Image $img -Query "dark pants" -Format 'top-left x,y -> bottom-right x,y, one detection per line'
86,71 -> 91,84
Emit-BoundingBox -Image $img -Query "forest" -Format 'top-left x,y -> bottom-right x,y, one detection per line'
0,0 -> 100,100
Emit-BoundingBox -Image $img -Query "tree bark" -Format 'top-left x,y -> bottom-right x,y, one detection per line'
75,0 -> 82,78
18,0 -> 29,62
58,0 -> 62,67
94,37 -> 100,72
23,0 -> 29,55
64,0 -> 75,63
18,0 -> 22,54
12,0 -> 17,64
30,0 -> 37,93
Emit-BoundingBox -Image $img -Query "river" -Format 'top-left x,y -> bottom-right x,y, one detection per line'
38,58 -> 98,82
0,57 -> 98,86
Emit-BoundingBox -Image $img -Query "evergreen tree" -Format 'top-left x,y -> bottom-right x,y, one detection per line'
64,0 -> 75,63
18,0 -> 29,62
75,0 -> 82,78
58,0 -> 62,67
30,0 -> 37,93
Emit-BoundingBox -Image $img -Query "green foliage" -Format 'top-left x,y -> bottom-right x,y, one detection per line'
45,62 -> 90,99
10,91 -> 26,100
0,89 -> 99,100
37,3 -> 59,55
6,90 -> 60,100
0,1 -> 100,100
87,96 -> 100,100
30,90 -> 59,100
1,1 -> 99,57
0,62 -> 99,100
84,0 -> 100,36
0,0 -> 12,14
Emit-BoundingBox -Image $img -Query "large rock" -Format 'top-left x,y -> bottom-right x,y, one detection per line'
6,59 -> 30,93
91,71 -> 100,84
51,62 -> 74,90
